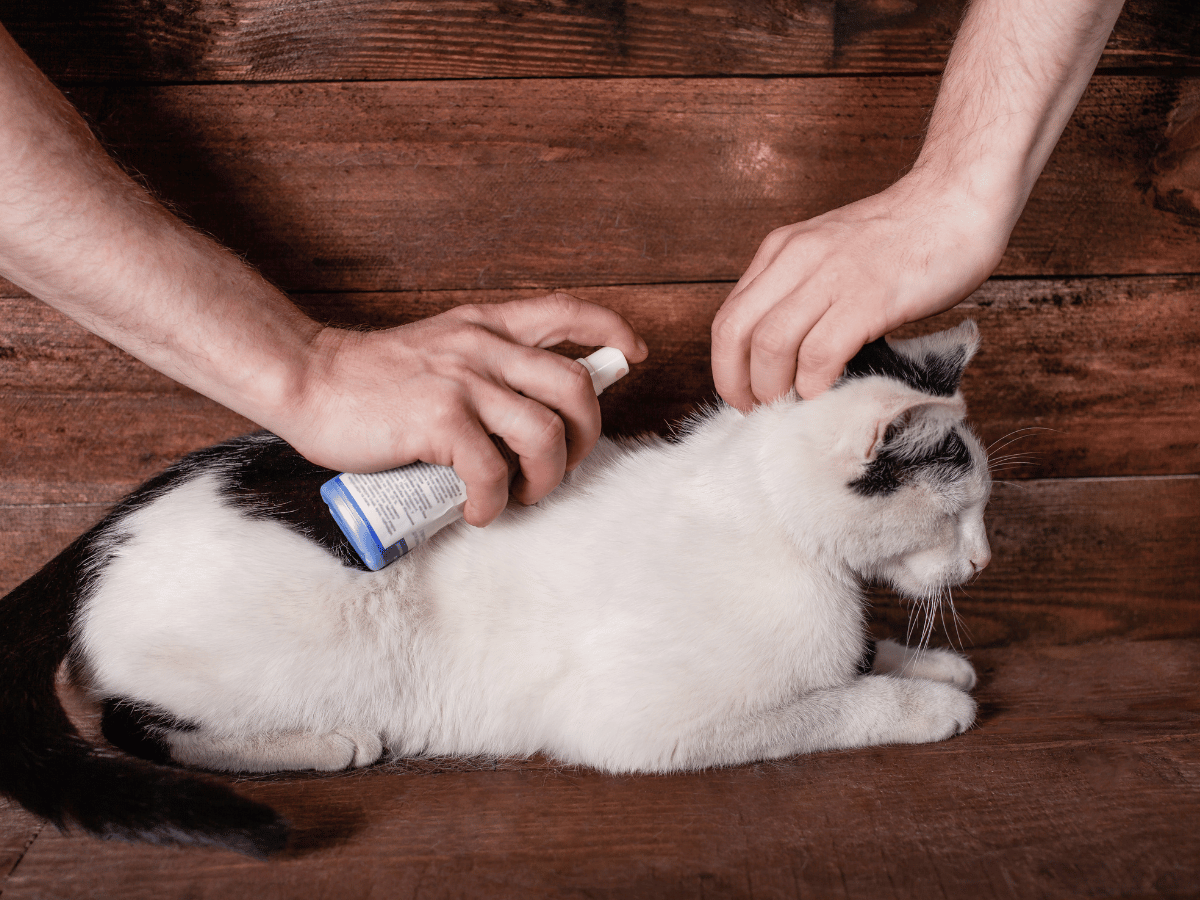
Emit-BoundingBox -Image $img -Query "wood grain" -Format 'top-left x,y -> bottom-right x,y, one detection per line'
4,275 -> 1196,501
869,474 -> 1200,648
4,0 -> 1196,83
50,75 -> 1200,292
0,800 -> 40,890
0,2 -> 1194,892
3,640 -> 1197,899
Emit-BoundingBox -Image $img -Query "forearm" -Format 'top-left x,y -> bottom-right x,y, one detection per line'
711,0 -> 1124,406
910,0 -> 1126,232
0,25 -> 317,434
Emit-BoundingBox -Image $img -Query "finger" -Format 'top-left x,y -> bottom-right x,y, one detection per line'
450,418 -> 516,527
712,272 -> 802,410
710,285 -> 757,411
793,301 -> 883,399
470,377 -> 570,507
491,345 -> 603,473
711,231 -> 832,409
743,281 -> 830,405
487,292 -> 649,363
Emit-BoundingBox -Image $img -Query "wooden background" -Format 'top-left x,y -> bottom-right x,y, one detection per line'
1,1 -> 1197,896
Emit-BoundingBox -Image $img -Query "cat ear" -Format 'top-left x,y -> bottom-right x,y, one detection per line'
886,320 -> 981,398
858,394 -> 966,463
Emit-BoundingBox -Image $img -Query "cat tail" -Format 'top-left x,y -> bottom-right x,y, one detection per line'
0,532 -> 290,859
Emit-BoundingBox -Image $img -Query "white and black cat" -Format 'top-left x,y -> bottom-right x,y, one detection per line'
0,321 -> 991,858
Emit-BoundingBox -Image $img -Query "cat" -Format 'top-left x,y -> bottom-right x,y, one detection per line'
0,320 -> 991,858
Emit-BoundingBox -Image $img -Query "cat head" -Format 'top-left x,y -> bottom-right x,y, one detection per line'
760,320 -> 991,599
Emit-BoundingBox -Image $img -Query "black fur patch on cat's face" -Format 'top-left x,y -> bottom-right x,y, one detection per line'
851,425 -> 975,497
843,338 -> 966,398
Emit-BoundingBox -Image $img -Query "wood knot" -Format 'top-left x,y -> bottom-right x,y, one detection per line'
1150,85 -> 1200,222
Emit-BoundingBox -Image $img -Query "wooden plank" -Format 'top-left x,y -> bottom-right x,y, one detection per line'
2,475 -> 1196,648
51,75 -> 1200,291
869,474 -> 1200,649
3,275 -> 1196,493
0,800 -> 41,891
3,641 -> 1198,898
3,0 -> 1195,83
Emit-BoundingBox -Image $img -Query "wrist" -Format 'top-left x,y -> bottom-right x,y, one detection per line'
903,152 -> 1030,242
257,323 -> 354,462
887,167 -> 1014,276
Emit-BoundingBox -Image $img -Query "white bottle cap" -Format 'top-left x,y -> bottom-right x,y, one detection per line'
576,347 -> 630,395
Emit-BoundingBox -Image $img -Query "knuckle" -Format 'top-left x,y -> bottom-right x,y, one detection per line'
446,303 -> 485,323
711,308 -> 746,346
563,359 -> 596,397
759,226 -> 794,256
476,453 -> 511,486
527,408 -> 567,452
750,322 -> 798,362
547,290 -> 584,318
425,387 -> 471,431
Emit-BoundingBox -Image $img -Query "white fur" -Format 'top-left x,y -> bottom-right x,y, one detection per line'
76,334 -> 991,774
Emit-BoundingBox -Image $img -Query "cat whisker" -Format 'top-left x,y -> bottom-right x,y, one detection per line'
986,426 -> 1056,455
943,585 -> 972,653
988,452 -> 1040,465
920,594 -> 938,655
987,452 -> 1041,468
905,588 -> 939,658
991,479 -> 1033,490
938,590 -> 954,652
988,465 -> 1036,480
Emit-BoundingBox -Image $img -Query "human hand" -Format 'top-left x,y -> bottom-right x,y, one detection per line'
278,293 -> 647,527
710,172 -> 1012,409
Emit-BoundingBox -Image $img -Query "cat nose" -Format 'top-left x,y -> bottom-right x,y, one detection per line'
970,548 -> 991,575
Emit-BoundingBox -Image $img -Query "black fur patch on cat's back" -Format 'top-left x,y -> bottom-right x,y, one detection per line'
843,338 -> 965,398
211,434 -> 369,571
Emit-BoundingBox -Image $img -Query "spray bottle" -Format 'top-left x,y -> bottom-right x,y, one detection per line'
321,347 -> 630,570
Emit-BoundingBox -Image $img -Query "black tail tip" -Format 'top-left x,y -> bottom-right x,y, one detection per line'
88,801 -> 292,859
208,810 -> 292,860
48,756 -> 295,859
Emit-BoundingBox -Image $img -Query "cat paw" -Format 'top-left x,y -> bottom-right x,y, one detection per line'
266,729 -> 383,771
166,728 -> 384,772
909,648 -> 977,691
874,639 -> 977,690
334,729 -> 384,768
897,680 -> 976,743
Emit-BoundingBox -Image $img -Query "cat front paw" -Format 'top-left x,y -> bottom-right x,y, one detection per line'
874,639 -> 977,690
912,649 -> 977,691
897,679 -> 976,744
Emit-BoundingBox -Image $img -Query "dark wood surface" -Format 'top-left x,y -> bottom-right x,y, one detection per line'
1,0 -> 1198,895
1,641 -> 1197,899
42,75 -> 1200,292
3,0 -> 1196,83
